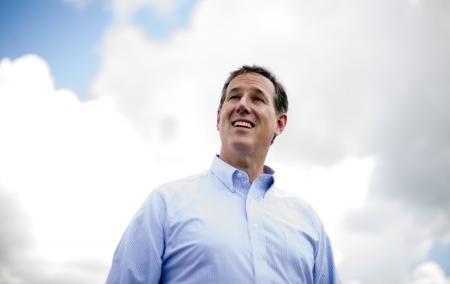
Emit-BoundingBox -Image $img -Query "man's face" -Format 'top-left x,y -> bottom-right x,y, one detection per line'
217,73 -> 287,155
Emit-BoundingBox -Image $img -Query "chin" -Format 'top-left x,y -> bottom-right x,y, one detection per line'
229,139 -> 255,150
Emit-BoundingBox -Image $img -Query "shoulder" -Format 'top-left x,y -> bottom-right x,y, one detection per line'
157,170 -> 210,189
148,170 -> 212,201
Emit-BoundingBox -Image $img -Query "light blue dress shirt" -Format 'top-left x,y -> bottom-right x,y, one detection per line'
106,156 -> 341,284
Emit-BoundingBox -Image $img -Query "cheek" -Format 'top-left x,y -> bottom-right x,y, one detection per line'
219,107 -> 232,120
260,111 -> 277,124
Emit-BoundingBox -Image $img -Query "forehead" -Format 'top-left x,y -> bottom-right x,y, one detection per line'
227,73 -> 276,97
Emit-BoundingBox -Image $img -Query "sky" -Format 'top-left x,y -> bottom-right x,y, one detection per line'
0,0 -> 450,283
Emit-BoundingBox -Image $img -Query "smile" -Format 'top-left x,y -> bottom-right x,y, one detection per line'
233,121 -> 253,128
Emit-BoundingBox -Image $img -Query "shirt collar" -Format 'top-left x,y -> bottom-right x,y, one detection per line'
210,155 -> 276,194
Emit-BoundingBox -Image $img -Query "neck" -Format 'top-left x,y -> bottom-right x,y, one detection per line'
219,147 -> 268,184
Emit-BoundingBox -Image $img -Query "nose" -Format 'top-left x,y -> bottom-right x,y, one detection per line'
236,97 -> 250,114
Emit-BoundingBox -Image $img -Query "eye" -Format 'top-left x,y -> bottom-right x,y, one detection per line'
228,95 -> 239,100
254,97 -> 264,103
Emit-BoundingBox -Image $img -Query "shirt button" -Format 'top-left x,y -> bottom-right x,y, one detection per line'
257,255 -> 263,260
253,224 -> 259,229
237,172 -> 242,177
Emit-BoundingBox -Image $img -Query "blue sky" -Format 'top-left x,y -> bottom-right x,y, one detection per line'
0,0 -> 196,100
0,0 -> 110,100
134,0 -> 197,39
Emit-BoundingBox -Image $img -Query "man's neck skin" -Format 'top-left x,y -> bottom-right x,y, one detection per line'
219,145 -> 269,185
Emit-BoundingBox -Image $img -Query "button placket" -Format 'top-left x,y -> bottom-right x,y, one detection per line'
246,179 -> 269,282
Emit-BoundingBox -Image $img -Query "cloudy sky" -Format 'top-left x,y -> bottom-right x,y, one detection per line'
1,0 -> 450,283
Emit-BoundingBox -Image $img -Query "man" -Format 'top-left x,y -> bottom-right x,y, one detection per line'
106,65 -> 341,283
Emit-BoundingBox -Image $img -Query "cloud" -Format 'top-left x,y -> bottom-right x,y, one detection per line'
408,261 -> 450,284
0,55 -> 174,283
337,2 -> 450,282
92,0 -> 381,167
114,0 -> 191,20
367,0 -> 450,231
344,0 -> 450,281
336,196 -> 443,284
0,183 -> 32,283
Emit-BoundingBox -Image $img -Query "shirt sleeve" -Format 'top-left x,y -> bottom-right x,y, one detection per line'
105,189 -> 167,284
310,206 -> 342,284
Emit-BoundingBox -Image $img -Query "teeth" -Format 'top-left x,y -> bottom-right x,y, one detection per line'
234,121 -> 252,128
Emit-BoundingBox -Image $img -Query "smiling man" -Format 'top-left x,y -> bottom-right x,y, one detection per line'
106,65 -> 341,283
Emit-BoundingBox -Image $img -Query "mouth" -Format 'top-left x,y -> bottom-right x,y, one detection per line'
233,120 -> 254,128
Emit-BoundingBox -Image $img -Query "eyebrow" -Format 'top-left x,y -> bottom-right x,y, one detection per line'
227,87 -> 268,98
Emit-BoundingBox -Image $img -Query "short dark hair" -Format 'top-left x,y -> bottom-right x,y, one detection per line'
219,65 -> 288,114
219,65 -> 288,144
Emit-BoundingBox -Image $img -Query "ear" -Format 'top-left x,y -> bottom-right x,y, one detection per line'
274,113 -> 287,136
216,109 -> 221,130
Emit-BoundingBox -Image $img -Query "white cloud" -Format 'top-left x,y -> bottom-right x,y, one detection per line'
0,55 -> 177,282
93,0 -> 381,166
408,261 -> 450,284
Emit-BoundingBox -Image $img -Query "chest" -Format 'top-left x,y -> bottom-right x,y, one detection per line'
162,189 -> 317,283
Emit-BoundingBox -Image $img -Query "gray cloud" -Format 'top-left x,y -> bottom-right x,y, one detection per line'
0,183 -> 110,283
0,184 -> 32,282
336,1 -> 450,282
368,0 -> 450,231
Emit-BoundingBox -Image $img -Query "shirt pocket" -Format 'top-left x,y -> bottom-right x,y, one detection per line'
283,230 -> 315,284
